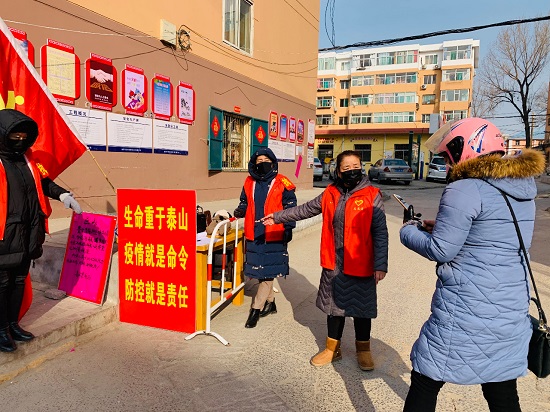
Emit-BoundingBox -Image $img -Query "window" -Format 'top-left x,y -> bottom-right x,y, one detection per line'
421,114 -> 431,123
394,144 -> 409,162
340,61 -> 350,71
350,113 -> 372,124
224,0 -> 252,53
316,96 -> 333,108
374,92 -> 415,104
354,144 -> 372,162
422,94 -> 436,105
373,112 -> 415,123
443,45 -> 472,61
222,112 -> 251,169
423,54 -> 438,65
354,54 -> 374,68
340,80 -> 350,89
376,72 -> 417,85
351,75 -> 374,86
339,116 -> 348,125
351,94 -> 372,106
317,78 -> 334,89
441,89 -> 469,102
441,110 -> 468,122
442,68 -> 471,82
316,114 -> 333,125
318,57 -> 335,71
318,145 -> 334,163
423,74 -> 437,85
339,98 -> 349,107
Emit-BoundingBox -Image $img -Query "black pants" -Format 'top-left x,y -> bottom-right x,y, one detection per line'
0,261 -> 31,329
403,370 -> 521,412
327,315 -> 371,341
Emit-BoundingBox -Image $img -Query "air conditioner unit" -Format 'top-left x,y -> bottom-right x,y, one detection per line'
356,66 -> 366,71
434,64 -> 440,70
421,64 -> 426,69
421,84 -> 427,90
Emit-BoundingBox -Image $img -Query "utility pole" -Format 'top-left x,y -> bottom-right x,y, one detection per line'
529,113 -> 535,149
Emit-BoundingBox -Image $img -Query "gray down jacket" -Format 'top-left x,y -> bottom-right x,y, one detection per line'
400,149 -> 546,384
274,177 -> 388,317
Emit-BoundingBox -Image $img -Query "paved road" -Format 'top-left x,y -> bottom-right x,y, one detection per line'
315,174 -> 550,267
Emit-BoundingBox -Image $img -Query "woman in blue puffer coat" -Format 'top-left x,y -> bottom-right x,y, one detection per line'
400,118 -> 546,412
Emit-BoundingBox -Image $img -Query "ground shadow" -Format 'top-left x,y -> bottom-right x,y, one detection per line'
277,267 -> 411,411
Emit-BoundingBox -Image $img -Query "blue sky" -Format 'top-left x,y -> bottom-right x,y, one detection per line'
318,0 -> 550,139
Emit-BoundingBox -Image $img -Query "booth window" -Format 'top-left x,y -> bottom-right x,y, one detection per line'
224,0 -> 253,54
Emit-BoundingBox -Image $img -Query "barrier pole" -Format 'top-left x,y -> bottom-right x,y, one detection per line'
185,219 -> 244,346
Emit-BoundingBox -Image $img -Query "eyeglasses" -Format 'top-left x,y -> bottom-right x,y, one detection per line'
8,133 -> 27,141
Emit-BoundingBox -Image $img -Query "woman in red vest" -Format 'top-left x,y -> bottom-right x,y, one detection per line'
0,109 -> 82,353
262,150 -> 388,370
234,147 -> 297,328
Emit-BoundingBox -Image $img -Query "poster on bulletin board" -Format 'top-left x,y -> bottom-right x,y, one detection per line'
58,212 -> 117,305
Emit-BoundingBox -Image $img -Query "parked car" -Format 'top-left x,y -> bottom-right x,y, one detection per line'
313,157 -> 324,181
368,158 -> 413,185
426,156 -> 447,182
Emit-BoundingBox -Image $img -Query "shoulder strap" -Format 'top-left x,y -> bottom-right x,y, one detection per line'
483,179 -> 547,328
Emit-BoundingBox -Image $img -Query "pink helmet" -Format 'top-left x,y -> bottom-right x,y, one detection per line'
425,118 -> 505,165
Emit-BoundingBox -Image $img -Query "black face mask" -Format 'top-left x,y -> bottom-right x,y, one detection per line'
340,169 -> 362,187
255,161 -> 273,176
6,139 -> 28,155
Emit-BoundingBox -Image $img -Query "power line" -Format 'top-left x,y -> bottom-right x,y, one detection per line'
319,15 -> 550,52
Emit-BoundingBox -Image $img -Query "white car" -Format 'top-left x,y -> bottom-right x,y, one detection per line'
313,157 -> 324,181
426,156 -> 447,182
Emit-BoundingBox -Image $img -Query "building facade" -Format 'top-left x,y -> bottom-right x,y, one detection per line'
3,0 -> 319,217
315,39 -> 479,177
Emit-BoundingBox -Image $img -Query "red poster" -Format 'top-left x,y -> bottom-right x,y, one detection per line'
40,39 -> 80,105
118,189 -> 197,333
86,53 -> 117,111
279,114 -> 288,141
177,81 -> 195,125
8,27 -> 34,65
59,212 -> 116,305
269,111 -> 278,139
297,119 -> 305,144
122,64 -> 147,116
0,18 -> 86,180
151,73 -> 172,121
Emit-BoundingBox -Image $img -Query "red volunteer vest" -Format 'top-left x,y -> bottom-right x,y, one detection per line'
320,184 -> 379,277
244,174 -> 295,242
0,153 -> 52,240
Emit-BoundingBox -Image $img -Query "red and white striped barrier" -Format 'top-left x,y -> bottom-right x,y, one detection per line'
185,218 -> 245,345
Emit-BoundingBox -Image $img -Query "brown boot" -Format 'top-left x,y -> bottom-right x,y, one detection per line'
356,340 -> 374,371
310,337 -> 342,367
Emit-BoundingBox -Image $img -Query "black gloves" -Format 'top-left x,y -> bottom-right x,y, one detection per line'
233,208 -> 245,218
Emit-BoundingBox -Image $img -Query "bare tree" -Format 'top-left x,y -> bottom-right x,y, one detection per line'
479,20 -> 550,148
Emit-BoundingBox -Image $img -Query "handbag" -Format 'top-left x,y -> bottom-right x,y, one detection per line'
490,182 -> 550,378
197,206 -> 207,233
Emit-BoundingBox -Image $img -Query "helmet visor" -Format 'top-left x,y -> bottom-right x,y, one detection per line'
424,120 -> 457,154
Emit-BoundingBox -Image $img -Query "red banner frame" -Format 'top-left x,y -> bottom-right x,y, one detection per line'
85,53 -> 117,111
122,64 -> 147,116
8,27 -> 34,66
151,73 -> 173,121
177,81 -> 195,125
40,39 -> 80,105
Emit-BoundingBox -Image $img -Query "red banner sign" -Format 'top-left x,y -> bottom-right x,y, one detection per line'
0,18 -> 86,179
117,189 -> 197,333
122,64 -> 147,116
86,53 -> 117,111
40,39 -> 80,105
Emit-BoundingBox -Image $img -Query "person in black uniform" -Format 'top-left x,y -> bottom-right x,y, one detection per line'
0,109 -> 82,353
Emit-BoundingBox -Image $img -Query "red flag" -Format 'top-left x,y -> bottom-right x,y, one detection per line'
0,18 -> 87,179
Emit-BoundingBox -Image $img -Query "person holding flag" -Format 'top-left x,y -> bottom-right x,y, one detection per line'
0,109 -> 83,353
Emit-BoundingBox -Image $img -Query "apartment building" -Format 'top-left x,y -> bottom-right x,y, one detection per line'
315,39 -> 479,175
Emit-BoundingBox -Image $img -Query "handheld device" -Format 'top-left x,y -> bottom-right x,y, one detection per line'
393,194 -> 422,222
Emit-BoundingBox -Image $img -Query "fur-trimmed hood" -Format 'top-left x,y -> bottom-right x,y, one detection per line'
449,149 -> 546,200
